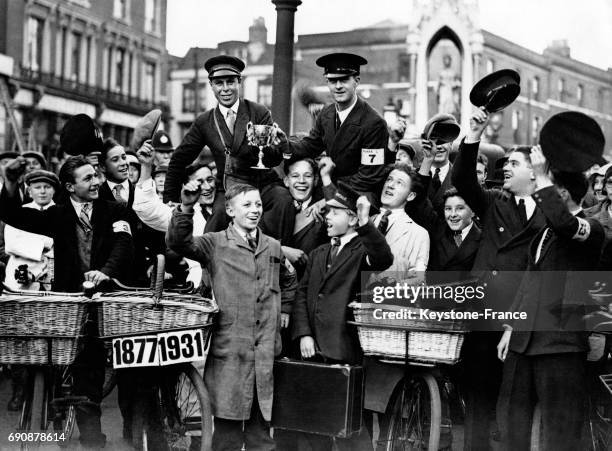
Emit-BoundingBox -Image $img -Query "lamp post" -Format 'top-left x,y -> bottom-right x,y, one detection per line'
271,0 -> 301,132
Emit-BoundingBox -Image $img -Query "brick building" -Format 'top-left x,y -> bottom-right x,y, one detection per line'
0,0 -> 168,157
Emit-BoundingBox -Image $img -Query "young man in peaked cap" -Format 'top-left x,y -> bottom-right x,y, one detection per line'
288,53 -> 394,212
163,55 -> 296,244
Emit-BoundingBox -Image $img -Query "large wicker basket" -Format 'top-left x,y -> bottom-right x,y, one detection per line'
0,290 -> 89,365
349,303 -> 468,364
97,255 -> 218,337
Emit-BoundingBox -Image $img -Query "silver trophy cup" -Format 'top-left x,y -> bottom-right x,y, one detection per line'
246,122 -> 279,170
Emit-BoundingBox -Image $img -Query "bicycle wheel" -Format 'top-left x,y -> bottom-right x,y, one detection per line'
155,363 -> 212,451
17,369 -> 46,451
102,365 -> 117,399
384,372 -> 442,451
51,366 -> 76,446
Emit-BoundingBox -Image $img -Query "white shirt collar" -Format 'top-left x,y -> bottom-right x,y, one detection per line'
460,221 -> 474,241
219,100 -> 240,118
70,198 -> 93,218
517,195 -> 536,220
431,161 -> 451,182
23,200 -> 55,210
569,206 -> 582,216
107,179 -> 130,201
233,223 -> 257,242
336,97 -> 358,124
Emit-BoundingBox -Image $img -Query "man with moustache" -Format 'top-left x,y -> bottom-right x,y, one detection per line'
164,55 -> 294,243
451,108 -> 546,450
288,53 -> 393,209
168,182 -> 297,450
0,149 -> 133,448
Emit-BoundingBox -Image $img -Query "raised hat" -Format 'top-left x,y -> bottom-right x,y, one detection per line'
470,69 -> 521,113
22,151 -> 47,170
130,109 -> 162,151
204,55 -> 245,79
316,53 -> 367,78
539,111 -> 606,172
125,151 -> 140,167
152,130 -> 174,152
422,113 -> 461,145
25,169 -> 59,189
60,114 -> 103,156
326,181 -> 379,215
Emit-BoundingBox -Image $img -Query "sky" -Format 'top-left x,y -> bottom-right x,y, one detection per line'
166,0 -> 612,70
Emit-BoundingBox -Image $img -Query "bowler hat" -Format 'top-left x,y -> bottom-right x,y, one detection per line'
539,111 -> 606,172
130,109 -> 162,151
25,169 -> 59,189
60,114 -> 103,156
422,113 -> 461,145
204,55 -> 245,79
152,130 -> 174,152
326,181 -> 379,215
470,69 -> 521,113
316,53 -> 367,79
22,151 -> 47,170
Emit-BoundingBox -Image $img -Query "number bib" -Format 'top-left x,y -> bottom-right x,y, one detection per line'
112,328 -> 209,368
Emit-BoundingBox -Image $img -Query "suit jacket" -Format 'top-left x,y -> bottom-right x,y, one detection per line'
585,199 -> 612,242
164,99 -> 279,202
99,181 -> 164,283
509,187 -> 604,355
289,98 -> 392,194
167,213 -> 297,421
292,222 -> 394,364
427,163 -> 453,213
451,140 -> 547,313
0,187 -> 134,292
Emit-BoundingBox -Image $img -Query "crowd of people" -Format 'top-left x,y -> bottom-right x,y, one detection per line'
0,50 -> 609,451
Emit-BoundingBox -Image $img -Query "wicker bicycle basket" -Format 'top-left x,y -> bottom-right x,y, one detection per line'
96,255 -> 218,337
0,289 -> 89,365
349,302 -> 468,364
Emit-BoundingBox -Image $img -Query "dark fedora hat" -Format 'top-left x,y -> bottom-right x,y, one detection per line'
470,69 -> 521,113
204,55 -> 245,79
130,108 -> 162,151
539,111 -> 606,172
60,114 -> 103,156
422,113 -> 461,145
316,53 -> 367,79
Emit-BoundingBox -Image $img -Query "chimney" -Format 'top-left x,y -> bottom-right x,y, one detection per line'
249,17 -> 267,44
544,39 -> 571,58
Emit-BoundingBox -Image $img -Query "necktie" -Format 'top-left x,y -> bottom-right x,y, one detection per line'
113,184 -> 124,202
517,198 -> 527,225
226,109 -> 236,134
377,210 -> 392,235
335,112 -> 341,132
247,234 -> 257,251
329,237 -> 341,263
79,203 -> 92,232
202,207 -> 211,221
453,230 -> 463,248
294,200 -> 303,212
432,168 -> 441,192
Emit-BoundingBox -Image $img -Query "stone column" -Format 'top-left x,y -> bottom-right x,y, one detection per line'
63,17 -> 73,80
271,0 -> 301,133
406,32 -> 420,134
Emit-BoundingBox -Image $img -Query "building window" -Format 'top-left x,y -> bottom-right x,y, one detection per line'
598,88 -> 606,111
558,78 -> 565,101
512,109 -> 521,142
577,84 -> 584,106
70,32 -> 81,81
532,76 -> 540,101
26,17 -> 44,71
182,83 -> 207,113
113,0 -> 129,20
485,58 -> 494,74
115,48 -> 125,92
257,81 -> 273,109
144,0 -> 160,33
144,61 -> 156,102
532,116 -> 541,143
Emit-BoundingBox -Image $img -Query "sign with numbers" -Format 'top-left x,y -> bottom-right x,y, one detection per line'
112,329 -> 208,369
360,148 -> 385,165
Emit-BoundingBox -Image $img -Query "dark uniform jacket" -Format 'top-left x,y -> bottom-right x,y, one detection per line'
164,99 -> 282,203
292,222 -> 394,364
289,98 -> 392,195
0,187 -> 134,292
167,210 -> 297,421
427,162 -> 454,213
509,187 -> 604,355
451,140 -> 547,314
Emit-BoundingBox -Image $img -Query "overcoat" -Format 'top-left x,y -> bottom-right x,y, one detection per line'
167,210 -> 297,421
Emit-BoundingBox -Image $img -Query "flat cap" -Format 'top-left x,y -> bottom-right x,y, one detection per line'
22,151 -> 47,169
25,169 -> 59,189
422,113 -> 461,145
326,181 -> 379,216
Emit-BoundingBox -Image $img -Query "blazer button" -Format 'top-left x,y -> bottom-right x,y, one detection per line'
492,270 -> 498,276
499,227 -> 504,232
256,320 -> 260,325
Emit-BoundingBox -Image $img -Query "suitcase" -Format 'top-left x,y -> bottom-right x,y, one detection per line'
271,358 -> 364,438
